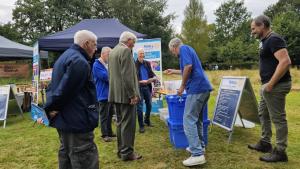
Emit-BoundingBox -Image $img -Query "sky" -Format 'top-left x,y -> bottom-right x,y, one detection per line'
166,0 -> 279,33
0,0 -> 279,33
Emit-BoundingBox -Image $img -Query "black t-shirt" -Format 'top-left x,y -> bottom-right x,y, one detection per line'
259,32 -> 291,84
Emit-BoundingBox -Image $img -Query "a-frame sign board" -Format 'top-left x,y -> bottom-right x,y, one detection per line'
0,84 -> 24,128
212,76 -> 260,143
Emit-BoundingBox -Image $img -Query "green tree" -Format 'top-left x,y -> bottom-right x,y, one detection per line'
13,0 -> 93,44
0,22 -> 23,43
181,0 -> 210,62
272,10 -> 300,64
46,0 -> 93,32
137,1 -> 176,69
13,0 -> 48,44
209,0 -> 257,65
107,0 -> 176,69
264,0 -> 300,65
264,0 -> 300,20
12,0 -> 176,68
218,37 -> 258,65
214,0 -> 251,44
92,0 -> 113,18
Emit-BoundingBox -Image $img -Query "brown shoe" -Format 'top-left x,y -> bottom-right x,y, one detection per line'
122,153 -> 142,161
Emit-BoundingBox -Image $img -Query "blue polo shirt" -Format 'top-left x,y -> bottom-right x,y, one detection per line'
140,64 -> 149,80
179,45 -> 212,94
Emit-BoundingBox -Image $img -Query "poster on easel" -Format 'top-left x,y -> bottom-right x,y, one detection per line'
133,38 -> 162,97
0,85 -> 24,128
0,85 -> 10,124
212,76 -> 259,143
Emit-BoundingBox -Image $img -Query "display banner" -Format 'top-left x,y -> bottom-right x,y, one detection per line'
133,38 -> 162,96
32,42 -> 40,104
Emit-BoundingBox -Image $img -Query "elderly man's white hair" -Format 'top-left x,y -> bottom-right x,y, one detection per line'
137,48 -> 145,54
101,46 -> 111,55
74,30 -> 97,46
168,38 -> 182,49
119,31 -> 137,43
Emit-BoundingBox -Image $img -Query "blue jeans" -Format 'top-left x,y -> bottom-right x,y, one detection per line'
137,86 -> 152,128
183,92 -> 210,156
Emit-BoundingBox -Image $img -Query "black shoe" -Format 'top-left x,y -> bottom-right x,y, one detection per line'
109,133 -> 117,137
248,140 -> 272,153
139,127 -> 145,133
259,147 -> 288,162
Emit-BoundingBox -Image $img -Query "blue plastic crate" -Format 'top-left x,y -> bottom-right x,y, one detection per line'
203,120 -> 210,145
168,119 -> 188,149
166,94 -> 187,123
168,119 -> 211,149
166,94 -> 209,123
202,104 -> 208,121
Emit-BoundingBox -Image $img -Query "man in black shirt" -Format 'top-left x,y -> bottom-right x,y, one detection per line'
248,15 -> 292,162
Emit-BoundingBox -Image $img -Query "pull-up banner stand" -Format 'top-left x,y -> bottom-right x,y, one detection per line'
0,85 -> 24,128
212,76 -> 260,143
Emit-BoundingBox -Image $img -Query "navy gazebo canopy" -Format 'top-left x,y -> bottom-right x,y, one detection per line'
38,19 -> 146,51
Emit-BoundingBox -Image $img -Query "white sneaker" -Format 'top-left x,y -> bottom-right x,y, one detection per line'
186,147 -> 192,153
182,155 -> 206,166
185,147 -> 205,153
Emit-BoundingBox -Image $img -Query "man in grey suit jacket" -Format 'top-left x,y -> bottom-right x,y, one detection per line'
108,31 -> 142,161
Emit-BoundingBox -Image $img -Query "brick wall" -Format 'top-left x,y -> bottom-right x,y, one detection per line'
0,64 -> 30,78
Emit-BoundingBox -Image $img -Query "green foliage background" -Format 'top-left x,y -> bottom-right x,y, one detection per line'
0,0 -> 299,69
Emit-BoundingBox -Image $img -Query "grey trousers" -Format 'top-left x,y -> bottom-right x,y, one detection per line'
259,81 -> 291,151
114,103 -> 136,159
98,101 -> 114,137
57,130 -> 99,169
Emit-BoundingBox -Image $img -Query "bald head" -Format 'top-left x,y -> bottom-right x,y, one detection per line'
137,48 -> 145,62
74,30 -> 97,58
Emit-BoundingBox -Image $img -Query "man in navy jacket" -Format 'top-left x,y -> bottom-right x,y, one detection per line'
44,30 -> 99,169
92,47 -> 116,142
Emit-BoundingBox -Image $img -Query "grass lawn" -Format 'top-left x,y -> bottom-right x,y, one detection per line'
0,69 -> 299,169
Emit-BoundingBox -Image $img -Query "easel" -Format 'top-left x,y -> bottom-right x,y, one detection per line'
212,76 -> 260,143
0,85 -> 24,128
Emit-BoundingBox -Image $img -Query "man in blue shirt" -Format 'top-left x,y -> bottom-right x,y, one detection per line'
165,38 -> 212,167
93,47 -> 116,142
135,48 -> 157,133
